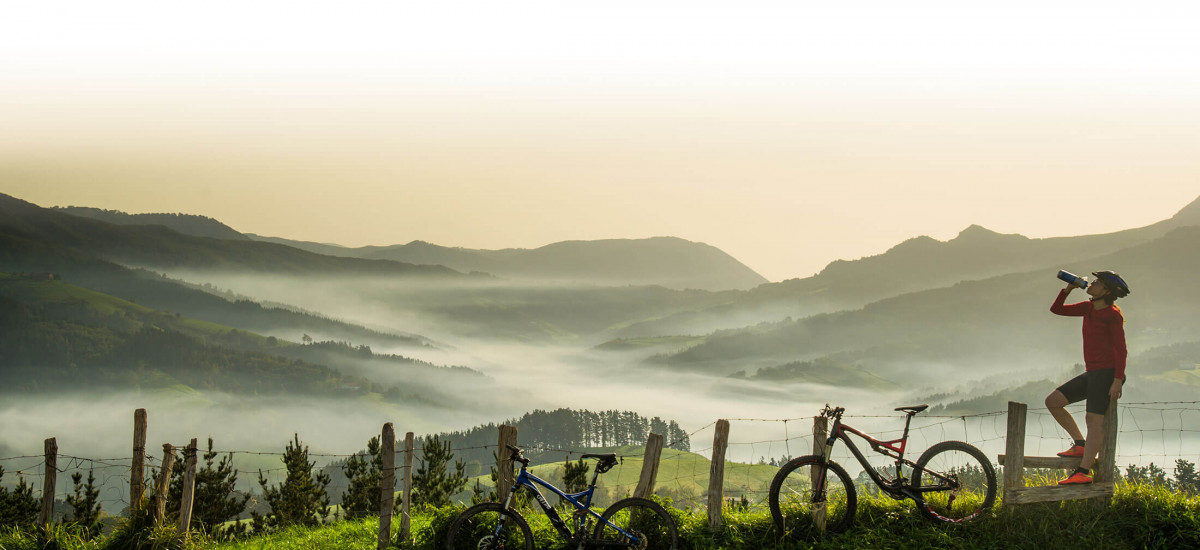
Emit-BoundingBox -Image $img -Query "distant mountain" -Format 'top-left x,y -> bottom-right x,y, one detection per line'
1,194 -> 461,277
51,207 -> 249,241
243,234 -> 355,257
647,224 -> 1200,385
254,235 -> 770,291
615,195 -> 1200,337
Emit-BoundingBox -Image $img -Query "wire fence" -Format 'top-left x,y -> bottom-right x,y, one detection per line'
2,400 -> 1198,519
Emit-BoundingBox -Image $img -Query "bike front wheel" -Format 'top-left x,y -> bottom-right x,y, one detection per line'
593,497 -> 678,550
769,455 -> 857,539
444,502 -> 534,550
910,440 -> 997,524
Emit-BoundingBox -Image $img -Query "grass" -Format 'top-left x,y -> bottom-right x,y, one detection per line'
5,482 -> 1196,549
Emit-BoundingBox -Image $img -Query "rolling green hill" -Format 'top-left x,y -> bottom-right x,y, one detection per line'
0,274 -> 479,401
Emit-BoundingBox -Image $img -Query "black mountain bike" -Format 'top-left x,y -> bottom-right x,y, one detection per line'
769,404 -> 996,539
445,445 -> 678,550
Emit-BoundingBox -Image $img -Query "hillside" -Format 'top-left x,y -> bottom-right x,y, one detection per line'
0,194 -> 461,277
51,207 -> 249,241
647,226 -> 1200,384
0,273 -> 482,404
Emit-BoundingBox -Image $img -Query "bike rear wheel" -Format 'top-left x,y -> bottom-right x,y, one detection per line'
769,455 -> 856,539
593,497 -> 678,549
444,502 -> 534,550
910,440 -> 996,523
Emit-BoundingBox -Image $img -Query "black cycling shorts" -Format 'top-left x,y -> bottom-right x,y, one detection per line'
1056,369 -> 1117,415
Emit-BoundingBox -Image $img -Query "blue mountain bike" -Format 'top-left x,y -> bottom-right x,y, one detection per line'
445,445 -> 678,550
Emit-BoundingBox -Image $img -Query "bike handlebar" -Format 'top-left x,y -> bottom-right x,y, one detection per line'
506,444 -> 530,466
821,404 -> 846,420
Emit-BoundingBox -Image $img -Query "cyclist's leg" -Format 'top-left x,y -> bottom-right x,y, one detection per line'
1047,373 -> 1087,441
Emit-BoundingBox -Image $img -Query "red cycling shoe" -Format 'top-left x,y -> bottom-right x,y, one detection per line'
1058,471 -> 1093,485
1056,444 -> 1085,458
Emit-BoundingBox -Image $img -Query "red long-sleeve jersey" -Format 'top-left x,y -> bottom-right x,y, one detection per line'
1051,289 -> 1128,380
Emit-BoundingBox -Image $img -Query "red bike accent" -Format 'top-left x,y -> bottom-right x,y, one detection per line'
877,438 -> 906,455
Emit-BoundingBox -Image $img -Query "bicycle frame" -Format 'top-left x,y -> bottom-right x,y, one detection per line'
822,414 -> 959,501
501,463 -> 639,545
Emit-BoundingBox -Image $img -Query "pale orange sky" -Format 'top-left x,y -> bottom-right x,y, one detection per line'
2,1 -> 1198,280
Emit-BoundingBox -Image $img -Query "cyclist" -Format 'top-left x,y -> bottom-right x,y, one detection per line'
1044,270 -> 1131,485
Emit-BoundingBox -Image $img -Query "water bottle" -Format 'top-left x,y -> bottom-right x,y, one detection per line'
1057,270 -> 1089,289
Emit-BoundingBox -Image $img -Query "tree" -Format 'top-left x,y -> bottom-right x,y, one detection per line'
167,438 -> 250,538
560,458 -> 590,508
340,436 -> 383,519
252,434 -> 331,532
0,466 -> 39,528
1125,462 -> 1169,486
1173,459 -> 1199,495
66,469 -> 103,540
412,435 -> 468,508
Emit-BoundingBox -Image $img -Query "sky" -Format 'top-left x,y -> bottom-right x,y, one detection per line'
2,1 -> 1198,281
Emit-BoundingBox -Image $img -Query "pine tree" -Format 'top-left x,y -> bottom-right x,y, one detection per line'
340,436 -> 383,519
560,458 -> 590,508
0,466 -> 39,528
66,469 -> 103,540
1173,459 -> 1199,495
412,435 -> 468,508
252,434 -> 331,532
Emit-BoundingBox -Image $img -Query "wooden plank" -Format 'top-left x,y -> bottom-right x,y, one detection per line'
131,409 -> 148,508
998,455 -> 1082,469
178,438 -> 198,534
152,444 -> 176,524
378,423 -> 395,550
707,419 -> 730,529
1003,402 -> 1027,507
1006,482 -> 1114,505
634,432 -> 664,499
40,438 -> 57,526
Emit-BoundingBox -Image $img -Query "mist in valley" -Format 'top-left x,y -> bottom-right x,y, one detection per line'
4,264 -> 1199,506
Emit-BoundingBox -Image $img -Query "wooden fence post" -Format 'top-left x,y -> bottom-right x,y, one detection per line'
379,423 -> 395,550
497,425 -> 518,504
1003,401 -> 1027,507
152,444 -> 176,524
401,432 -> 414,541
634,432 -> 664,499
131,408 -> 148,509
178,438 -> 198,533
1095,397 -> 1119,483
812,416 -> 829,532
707,419 -> 730,529
40,437 -> 57,526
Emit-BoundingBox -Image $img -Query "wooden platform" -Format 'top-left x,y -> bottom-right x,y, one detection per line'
998,454 -> 1085,469
1005,482 -> 1114,504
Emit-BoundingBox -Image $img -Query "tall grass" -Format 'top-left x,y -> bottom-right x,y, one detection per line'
4,482 -> 1195,549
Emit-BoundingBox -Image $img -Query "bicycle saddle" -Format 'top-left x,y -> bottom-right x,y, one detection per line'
894,404 -> 929,414
581,453 -> 617,462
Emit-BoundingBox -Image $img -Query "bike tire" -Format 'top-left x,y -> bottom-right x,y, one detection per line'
910,440 -> 997,524
768,455 -> 856,539
444,502 -> 534,550
593,496 -> 678,550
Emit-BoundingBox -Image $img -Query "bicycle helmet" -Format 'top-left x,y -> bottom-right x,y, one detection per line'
1091,270 -> 1130,298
